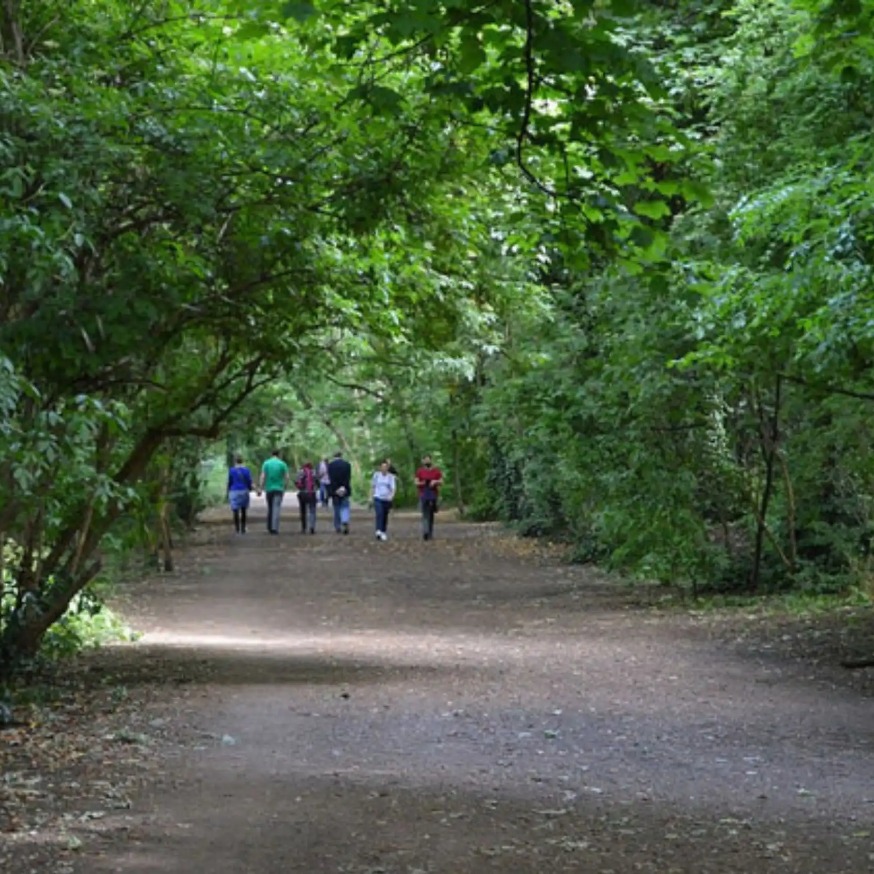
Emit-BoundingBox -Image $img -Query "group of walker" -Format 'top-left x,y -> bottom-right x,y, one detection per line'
226,451 -> 443,541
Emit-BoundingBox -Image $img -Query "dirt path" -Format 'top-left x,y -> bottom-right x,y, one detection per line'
13,500 -> 874,872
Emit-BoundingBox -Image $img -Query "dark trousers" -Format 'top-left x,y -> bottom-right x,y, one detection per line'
420,497 -> 437,539
374,498 -> 391,533
298,493 -> 316,532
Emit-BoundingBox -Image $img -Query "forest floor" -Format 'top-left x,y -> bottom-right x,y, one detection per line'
3,498 -> 874,873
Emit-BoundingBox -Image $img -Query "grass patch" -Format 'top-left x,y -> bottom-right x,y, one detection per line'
684,587 -> 872,616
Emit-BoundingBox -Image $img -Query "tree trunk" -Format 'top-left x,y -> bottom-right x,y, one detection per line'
451,429 -> 465,516
157,465 -> 174,573
0,558 -> 103,683
1,0 -> 25,65
749,374 -> 782,592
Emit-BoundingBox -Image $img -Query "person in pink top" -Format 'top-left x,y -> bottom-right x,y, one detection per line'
414,454 -> 443,541
295,461 -> 318,534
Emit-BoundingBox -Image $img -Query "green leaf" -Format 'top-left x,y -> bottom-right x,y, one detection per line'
282,2 -> 317,22
632,200 -> 671,220
354,85 -> 404,111
458,34 -> 486,75
681,179 -> 714,209
233,21 -> 271,41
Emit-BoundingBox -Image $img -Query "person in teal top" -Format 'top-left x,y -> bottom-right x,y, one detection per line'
259,450 -> 290,534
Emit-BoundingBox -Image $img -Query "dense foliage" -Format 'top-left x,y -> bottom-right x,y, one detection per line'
1,0 -> 872,675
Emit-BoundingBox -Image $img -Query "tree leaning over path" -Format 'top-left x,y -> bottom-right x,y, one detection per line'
0,1 -> 521,674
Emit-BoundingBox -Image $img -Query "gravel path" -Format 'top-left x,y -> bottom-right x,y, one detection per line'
9,499 -> 874,873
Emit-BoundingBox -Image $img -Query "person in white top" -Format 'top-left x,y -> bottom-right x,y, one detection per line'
371,459 -> 397,541
317,457 -> 330,507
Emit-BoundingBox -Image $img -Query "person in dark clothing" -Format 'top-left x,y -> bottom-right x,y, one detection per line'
295,460 -> 318,534
327,451 -> 352,534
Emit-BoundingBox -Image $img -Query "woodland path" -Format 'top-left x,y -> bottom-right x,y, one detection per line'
22,498 -> 874,873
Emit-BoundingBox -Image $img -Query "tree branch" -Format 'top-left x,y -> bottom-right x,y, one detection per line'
516,0 -> 558,199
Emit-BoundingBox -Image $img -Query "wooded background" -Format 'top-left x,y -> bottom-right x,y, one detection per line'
1,0 -> 873,675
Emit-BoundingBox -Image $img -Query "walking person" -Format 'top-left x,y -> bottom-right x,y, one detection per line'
327,450 -> 352,534
415,454 -> 443,541
317,457 -> 331,507
259,449 -> 290,534
295,460 -> 318,534
227,455 -> 253,535
371,459 -> 396,541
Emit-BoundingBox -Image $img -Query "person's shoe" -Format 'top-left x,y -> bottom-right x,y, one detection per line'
309,528 -> 315,535
342,524 -> 349,535
423,532 -> 430,541
380,532 -> 388,541
375,531 -> 381,541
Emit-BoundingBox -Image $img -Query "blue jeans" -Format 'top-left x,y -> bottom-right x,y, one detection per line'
374,498 -> 391,534
332,496 -> 350,531
266,490 -> 284,532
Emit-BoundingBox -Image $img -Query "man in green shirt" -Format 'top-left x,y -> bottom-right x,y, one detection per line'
259,449 -> 290,534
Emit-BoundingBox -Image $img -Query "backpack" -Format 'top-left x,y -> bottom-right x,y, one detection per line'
296,467 -> 315,493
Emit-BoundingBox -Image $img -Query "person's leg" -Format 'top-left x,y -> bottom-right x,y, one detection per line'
273,491 -> 284,533
307,498 -> 316,533
421,499 -> 435,539
374,499 -> 384,537
240,505 -> 247,533
333,497 -> 341,532
420,498 -> 429,539
341,497 -> 350,533
383,503 -> 391,537
266,492 -> 274,532
298,496 -> 306,532
267,491 -> 282,533
233,508 -> 240,533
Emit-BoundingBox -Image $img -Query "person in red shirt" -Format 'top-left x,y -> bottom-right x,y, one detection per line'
414,454 -> 443,541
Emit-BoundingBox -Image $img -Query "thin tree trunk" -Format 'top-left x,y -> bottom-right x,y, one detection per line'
451,429 -> 465,516
69,502 -> 95,578
750,374 -> 782,591
778,449 -> 797,571
158,464 -> 173,572
1,0 -> 25,65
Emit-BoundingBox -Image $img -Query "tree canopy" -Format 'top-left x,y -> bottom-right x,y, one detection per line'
2,0 -> 873,675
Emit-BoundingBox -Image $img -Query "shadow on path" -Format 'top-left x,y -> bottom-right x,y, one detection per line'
64,508 -> 874,873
